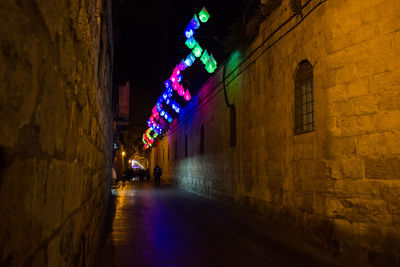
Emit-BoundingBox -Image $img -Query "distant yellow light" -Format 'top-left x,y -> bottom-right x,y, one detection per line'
122,151 -> 126,156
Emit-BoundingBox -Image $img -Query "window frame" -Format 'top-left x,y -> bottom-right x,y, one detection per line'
294,60 -> 315,135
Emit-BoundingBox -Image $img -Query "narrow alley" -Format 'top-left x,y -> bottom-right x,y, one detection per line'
97,181 -> 339,266
2,0 -> 400,266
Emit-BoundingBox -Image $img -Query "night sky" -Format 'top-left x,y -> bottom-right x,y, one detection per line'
112,0 -> 248,126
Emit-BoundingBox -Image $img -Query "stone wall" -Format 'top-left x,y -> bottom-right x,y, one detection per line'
0,0 -> 113,266
151,0 -> 400,264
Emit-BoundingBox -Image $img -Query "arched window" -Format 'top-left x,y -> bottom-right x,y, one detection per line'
295,60 -> 314,135
200,124 -> 204,154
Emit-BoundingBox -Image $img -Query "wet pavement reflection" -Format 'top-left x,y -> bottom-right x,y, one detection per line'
97,181 -> 340,267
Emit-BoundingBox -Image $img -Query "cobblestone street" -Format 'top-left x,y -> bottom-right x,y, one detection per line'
97,181 -> 341,266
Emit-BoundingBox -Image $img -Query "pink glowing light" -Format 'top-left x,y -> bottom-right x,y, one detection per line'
170,75 -> 177,83
172,82 -> 179,90
172,66 -> 180,76
178,85 -> 185,96
152,106 -> 159,115
184,89 -> 191,101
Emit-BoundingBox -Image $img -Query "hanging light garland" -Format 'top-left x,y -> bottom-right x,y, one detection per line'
142,6 -> 217,149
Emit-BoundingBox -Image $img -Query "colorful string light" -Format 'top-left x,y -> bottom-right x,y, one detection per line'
142,6 -> 217,149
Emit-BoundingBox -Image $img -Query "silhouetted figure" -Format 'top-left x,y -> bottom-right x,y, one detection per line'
153,165 -> 162,186
139,169 -> 145,181
122,173 -> 126,187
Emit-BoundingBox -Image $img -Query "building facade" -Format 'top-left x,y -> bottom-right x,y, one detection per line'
151,0 -> 400,263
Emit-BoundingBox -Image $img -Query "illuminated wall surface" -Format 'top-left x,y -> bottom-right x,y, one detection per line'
0,0 -> 113,266
151,0 -> 400,264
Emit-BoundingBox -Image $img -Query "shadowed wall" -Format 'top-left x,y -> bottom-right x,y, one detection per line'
0,0 -> 113,266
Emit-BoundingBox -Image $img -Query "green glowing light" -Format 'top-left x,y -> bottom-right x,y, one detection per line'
198,7 -> 210,23
225,50 -> 242,88
185,37 -> 197,49
205,53 -> 217,73
145,128 -> 153,140
200,49 -> 209,65
192,43 -> 203,57
210,53 -> 217,65
205,63 -> 217,73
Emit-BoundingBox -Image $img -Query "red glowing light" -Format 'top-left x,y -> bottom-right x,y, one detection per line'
143,134 -> 152,144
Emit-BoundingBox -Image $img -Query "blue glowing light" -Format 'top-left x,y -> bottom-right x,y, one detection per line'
185,37 -> 197,49
184,26 -> 194,38
190,14 -> 200,29
185,53 -> 195,67
142,6 -> 217,150
171,100 -> 181,113
178,60 -> 187,71
164,80 -> 171,88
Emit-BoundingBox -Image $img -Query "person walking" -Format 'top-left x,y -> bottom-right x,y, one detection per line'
153,164 -> 162,186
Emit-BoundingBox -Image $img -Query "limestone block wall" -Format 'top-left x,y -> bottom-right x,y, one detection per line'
151,0 -> 400,264
0,0 -> 113,266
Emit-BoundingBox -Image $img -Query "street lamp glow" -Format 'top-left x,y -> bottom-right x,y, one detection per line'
122,151 -> 126,156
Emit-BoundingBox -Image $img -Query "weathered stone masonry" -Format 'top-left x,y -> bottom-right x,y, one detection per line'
152,0 -> 400,264
0,0 -> 113,266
